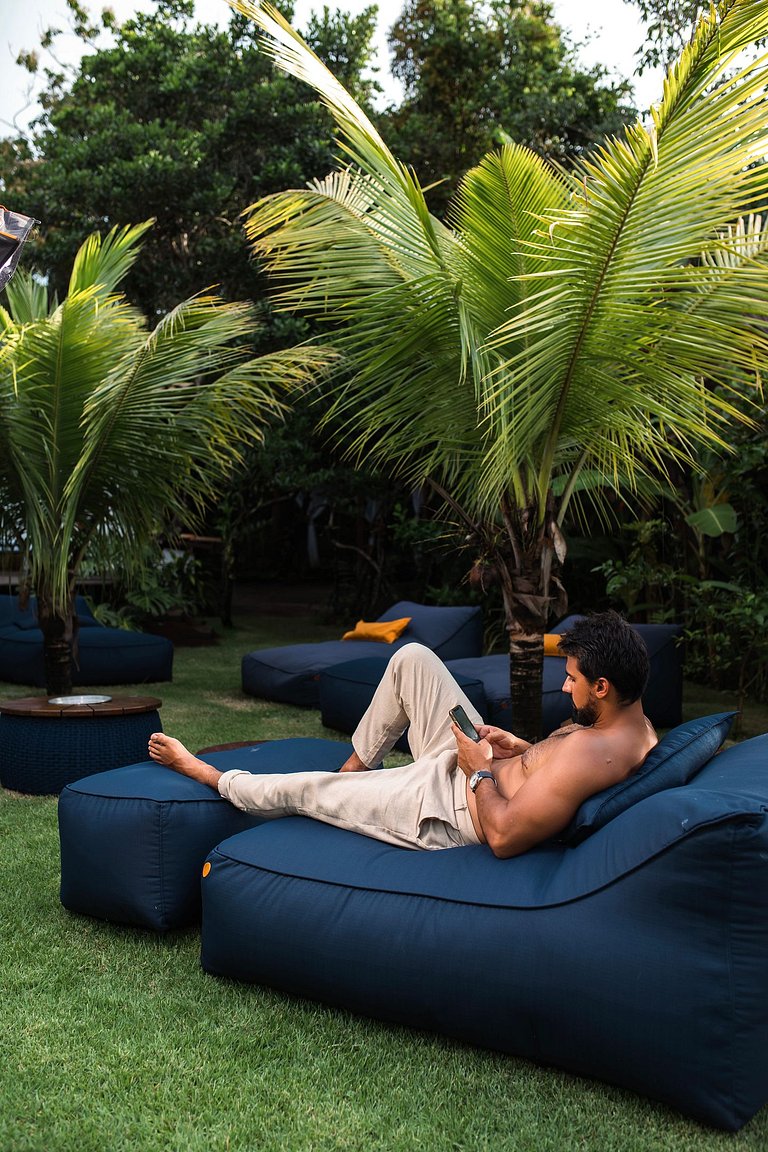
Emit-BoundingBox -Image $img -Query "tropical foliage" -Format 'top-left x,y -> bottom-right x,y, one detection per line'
0,221 -> 331,693
227,0 -> 768,739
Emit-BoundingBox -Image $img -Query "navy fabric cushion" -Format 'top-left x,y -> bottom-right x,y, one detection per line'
446,654 -> 571,733
13,612 -> 39,631
242,601 -> 483,707
0,620 -> 173,686
58,737 -> 351,931
2,594 -> 96,630
447,617 -> 684,733
0,593 -> 173,686
561,711 -> 736,845
59,762 -> 257,931
376,601 -> 483,661
200,737 -> 768,1130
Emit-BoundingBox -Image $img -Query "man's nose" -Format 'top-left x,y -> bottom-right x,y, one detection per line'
562,678 -> 572,695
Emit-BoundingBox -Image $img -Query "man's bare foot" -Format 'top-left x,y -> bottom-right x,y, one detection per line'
339,749 -> 370,772
148,733 -> 222,789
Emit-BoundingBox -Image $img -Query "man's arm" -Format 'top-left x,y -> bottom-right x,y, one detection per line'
471,769 -> 582,858
454,727 -> 613,858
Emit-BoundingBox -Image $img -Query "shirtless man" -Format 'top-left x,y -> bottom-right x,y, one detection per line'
148,611 -> 657,858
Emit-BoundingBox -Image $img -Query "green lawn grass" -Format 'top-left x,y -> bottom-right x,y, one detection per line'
1,610 -> 766,1151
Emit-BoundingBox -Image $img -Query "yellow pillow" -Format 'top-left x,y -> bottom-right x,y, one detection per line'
342,617 -> 411,644
544,633 -> 562,657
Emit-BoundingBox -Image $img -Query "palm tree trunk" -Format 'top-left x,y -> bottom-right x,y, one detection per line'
494,499 -> 566,743
507,633 -> 544,744
37,597 -> 75,696
495,558 -> 548,743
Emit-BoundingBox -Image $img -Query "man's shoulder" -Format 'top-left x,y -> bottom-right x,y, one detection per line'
522,725 -> 592,773
548,724 -> 604,759
540,720 -> 654,788
537,723 -> 628,774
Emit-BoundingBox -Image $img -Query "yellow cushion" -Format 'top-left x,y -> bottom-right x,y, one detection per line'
342,617 -> 411,644
544,633 -> 562,657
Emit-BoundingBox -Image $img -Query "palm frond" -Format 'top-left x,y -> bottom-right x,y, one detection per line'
476,0 -> 768,517
68,220 -> 155,298
0,222 -> 328,615
236,0 -> 457,296
3,271 -> 51,322
232,0 -> 768,536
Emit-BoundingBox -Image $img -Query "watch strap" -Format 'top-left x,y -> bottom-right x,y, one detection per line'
469,769 -> 496,792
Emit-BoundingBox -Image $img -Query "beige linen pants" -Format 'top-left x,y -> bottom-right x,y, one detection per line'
217,643 -> 484,850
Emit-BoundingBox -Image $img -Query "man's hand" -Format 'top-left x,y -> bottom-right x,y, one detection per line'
476,725 -> 531,760
451,724 -> 493,778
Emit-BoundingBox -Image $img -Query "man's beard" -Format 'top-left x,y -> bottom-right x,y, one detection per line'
572,700 -> 598,726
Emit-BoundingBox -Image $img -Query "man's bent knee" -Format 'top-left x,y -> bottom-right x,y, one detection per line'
391,642 -> 433,669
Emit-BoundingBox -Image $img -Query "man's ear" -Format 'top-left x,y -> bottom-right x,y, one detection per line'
594,677 -> 610,698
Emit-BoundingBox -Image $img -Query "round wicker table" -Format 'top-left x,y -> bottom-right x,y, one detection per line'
0,695 -> 162,795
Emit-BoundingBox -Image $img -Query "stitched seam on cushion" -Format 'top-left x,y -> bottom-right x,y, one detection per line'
208,812 -> 762,910
63,782 -> 224,803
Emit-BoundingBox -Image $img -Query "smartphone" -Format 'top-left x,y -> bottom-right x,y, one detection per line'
449,704 -> 480,742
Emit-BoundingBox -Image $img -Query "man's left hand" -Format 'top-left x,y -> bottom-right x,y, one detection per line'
451,724 -> 494,778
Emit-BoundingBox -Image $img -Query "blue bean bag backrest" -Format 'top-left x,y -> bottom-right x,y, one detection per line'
377,601 -> 483,660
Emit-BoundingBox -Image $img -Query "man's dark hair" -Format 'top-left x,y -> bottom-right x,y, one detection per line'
557,611 -> 650,705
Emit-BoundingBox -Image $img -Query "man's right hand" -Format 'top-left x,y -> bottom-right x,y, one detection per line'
476,725 -> 532,759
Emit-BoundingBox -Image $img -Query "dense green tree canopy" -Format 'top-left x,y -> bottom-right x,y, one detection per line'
1,0 -> 642,303
380,0 -> 636,213
0,0 -> 377,323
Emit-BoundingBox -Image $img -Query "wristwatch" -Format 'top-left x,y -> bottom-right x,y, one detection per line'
469,769 -> 497,792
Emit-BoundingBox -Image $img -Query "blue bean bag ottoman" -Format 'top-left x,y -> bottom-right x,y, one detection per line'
241,600 -> 483,707
197,716 -> 768,1131
58,737 -> 351,932
319,656 -> 487,751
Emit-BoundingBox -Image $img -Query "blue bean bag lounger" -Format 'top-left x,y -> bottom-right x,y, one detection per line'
196,715 -> 768,1131
446,615 -> 683,733
241,600 -> 483,708
58,715 -> 768,1128
318,616 -> 683,741
0,594 -> 173,686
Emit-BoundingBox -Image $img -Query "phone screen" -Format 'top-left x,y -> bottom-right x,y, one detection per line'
449,704 -> 480,742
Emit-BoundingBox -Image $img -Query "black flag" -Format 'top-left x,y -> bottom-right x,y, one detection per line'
0,207 -> 37,290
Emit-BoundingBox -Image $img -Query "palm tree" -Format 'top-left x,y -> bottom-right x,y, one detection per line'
0,221 -> 333,695
230,0 -> 768,740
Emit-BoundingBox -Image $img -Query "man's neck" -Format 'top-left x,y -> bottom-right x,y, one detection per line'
590,698 -> 647,731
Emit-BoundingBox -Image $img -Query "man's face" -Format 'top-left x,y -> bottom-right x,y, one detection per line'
562,656 -> 600,726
